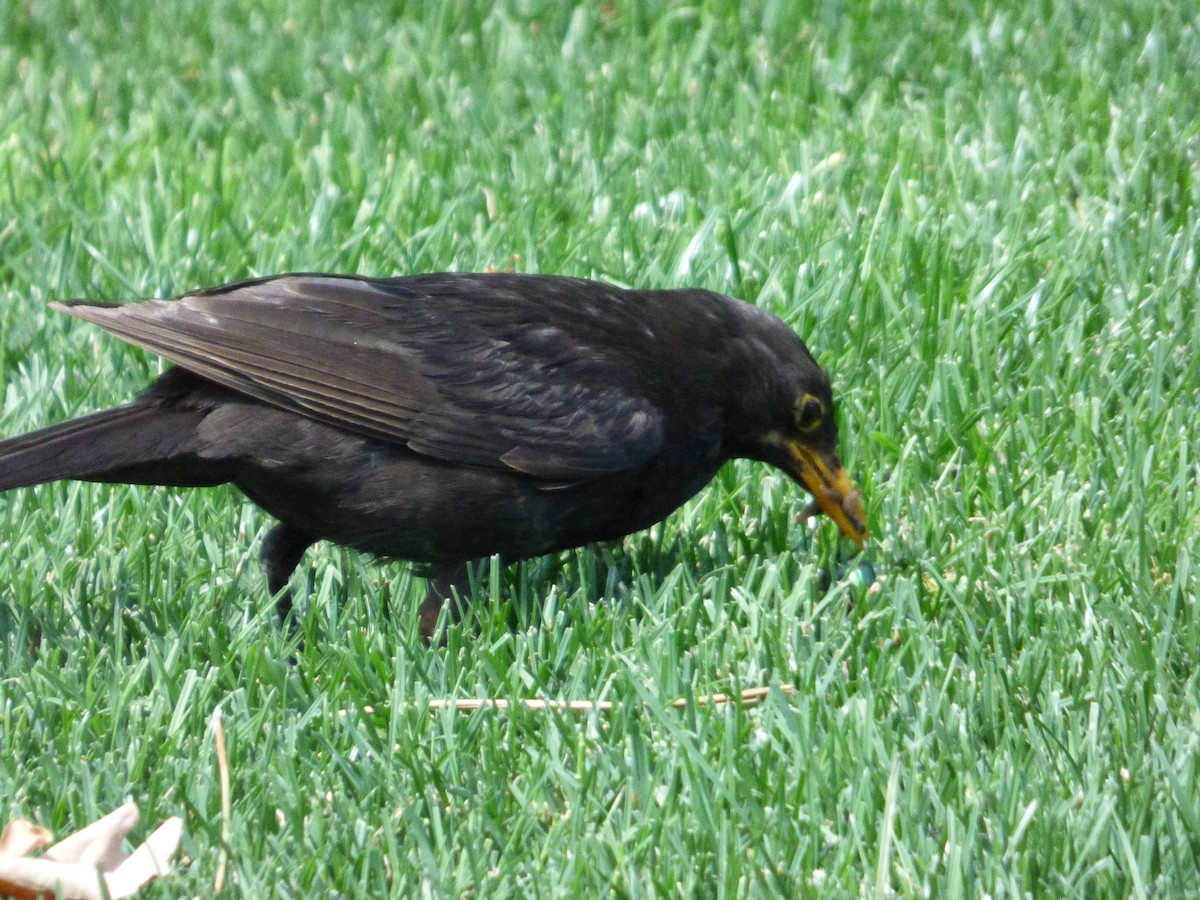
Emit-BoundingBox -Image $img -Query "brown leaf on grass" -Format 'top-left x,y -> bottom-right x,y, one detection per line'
0,803 -> 182,900
0,822 -> 52,859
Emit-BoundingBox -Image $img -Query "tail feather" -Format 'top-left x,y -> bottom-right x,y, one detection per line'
0,403 -> 230,491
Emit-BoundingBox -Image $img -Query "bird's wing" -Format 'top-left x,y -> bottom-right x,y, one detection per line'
53,275 -> 665,481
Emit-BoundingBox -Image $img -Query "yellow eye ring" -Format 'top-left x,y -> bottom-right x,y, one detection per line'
796,394 -> 824,432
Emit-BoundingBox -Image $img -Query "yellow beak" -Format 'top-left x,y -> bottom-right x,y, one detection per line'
786,442 -> 868,547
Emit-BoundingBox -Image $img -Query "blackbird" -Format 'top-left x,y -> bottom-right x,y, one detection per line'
0,273 -> 867,639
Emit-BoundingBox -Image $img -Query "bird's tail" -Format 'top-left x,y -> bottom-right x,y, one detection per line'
0,403 -> 229,491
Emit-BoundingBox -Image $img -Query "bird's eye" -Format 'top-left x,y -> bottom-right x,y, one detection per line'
796,395 -> 824,432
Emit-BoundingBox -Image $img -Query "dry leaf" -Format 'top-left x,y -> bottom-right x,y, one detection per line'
0,803 -> 182,900
0,822 -> 51,859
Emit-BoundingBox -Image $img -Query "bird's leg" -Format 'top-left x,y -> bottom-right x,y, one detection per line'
418,560 -> 476,644
260,523 -> 316,626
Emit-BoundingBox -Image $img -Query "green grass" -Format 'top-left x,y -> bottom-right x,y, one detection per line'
2,0 -> 1199,895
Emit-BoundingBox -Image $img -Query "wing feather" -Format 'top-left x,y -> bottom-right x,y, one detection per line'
53,274 -> 665,480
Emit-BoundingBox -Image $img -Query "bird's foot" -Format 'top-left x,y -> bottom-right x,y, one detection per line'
418,560 -> 476,644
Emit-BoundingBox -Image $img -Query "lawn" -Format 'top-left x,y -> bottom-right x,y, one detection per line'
1,0 -> 1198,895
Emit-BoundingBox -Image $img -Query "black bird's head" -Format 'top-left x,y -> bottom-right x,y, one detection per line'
720,302 -> 868,547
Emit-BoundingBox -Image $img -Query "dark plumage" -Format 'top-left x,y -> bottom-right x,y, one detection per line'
0,273 -> 866,639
